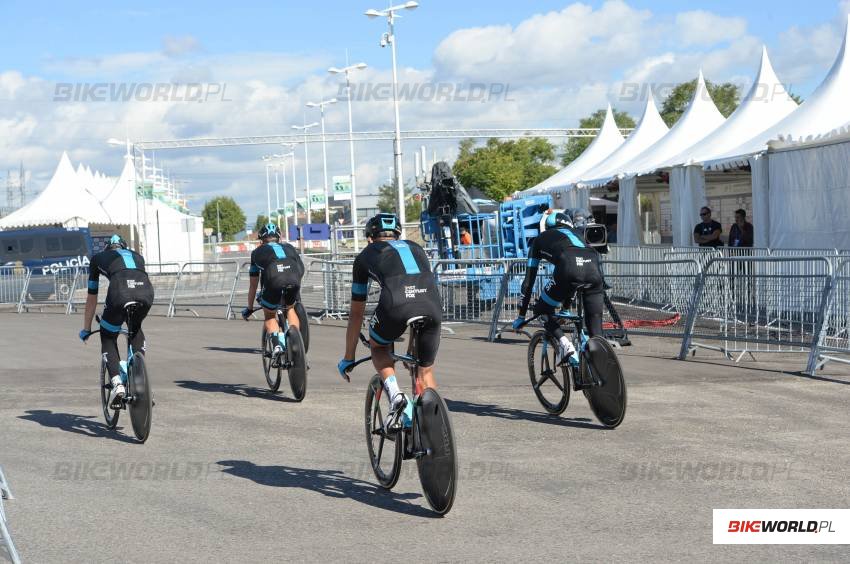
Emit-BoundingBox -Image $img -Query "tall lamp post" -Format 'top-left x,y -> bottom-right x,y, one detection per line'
365,1 -> 418,233
329,61 -> 367,250
306,98 -> 337,225
291,121 -> 319,223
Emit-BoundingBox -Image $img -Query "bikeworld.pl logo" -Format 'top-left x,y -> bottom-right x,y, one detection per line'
54,82 -> 232,103
404,285 -> 428,299
713,509 -> 849,544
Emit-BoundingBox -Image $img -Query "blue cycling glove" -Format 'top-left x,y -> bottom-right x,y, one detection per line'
337,358 -> 355,382
79,329 -> 92,342
512,316 -> 526,330
241,308 -> 252,320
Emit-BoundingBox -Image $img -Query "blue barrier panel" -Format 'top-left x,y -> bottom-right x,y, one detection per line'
302,223 -> 329,240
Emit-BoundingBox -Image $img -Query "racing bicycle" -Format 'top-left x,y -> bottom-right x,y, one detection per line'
513,293 -> 627,428
83,302 -> 153,442
344,316 -> 458,515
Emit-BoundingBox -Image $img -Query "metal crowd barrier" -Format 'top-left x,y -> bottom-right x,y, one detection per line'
16,267 -> 79,313
0,466 -> 21,564
169,261 -> 240,318
0,267 -> 28,308
679,257 -> 833,372
811,259 -> 850,370
431,259 -> 519,329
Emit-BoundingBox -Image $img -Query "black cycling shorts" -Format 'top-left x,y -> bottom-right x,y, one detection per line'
532,247 -> 604,315
101,270 -> 154,333
368,302 -> 442,367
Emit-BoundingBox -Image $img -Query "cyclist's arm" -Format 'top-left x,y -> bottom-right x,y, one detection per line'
83,294 -> 97,332
344,300 -> 366,360
83,258 -> 100,332
247,256 -> 260,308
518,255 -> 540,317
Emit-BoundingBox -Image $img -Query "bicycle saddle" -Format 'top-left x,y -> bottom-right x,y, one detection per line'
406,315 -> 431,328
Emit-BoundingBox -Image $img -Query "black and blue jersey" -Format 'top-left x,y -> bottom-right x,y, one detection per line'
249,241 -> 304,309
87,248 -> 147,295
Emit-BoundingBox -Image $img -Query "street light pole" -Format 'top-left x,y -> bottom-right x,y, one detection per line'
329,61 -> 367,250
292,121 -> 318,223
366,2 -> 418,234
306,98 -> 337,226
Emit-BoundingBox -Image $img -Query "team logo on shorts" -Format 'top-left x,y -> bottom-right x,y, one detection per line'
404,285 -> 427,299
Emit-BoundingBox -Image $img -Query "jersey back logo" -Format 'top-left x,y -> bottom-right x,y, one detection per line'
276,264 -> 291,272
575,257 -> 592,267
404,285 -> 427,299
126,279 -> 144,289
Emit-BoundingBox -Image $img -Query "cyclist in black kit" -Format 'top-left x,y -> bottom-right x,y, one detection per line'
79,235 -> 154,407
513,211 -> 604,366
337,213 -> 441,417
241,223 -> 305,362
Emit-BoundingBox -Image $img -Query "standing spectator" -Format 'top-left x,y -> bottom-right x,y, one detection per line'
728,209 -> 754,248
459,226 -> 472,246
693,206 -> 722,247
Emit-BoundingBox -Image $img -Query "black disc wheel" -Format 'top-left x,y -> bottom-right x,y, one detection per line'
527,331 -> 570,415
364,375 -> 402,489
285,325 -> 307,401
581,336 -> 627,428
414,388 -> 458,515
295,302 -> 310,353
128,352 -> 152,443
262,328 -> 281,392
100,359 -> 120,429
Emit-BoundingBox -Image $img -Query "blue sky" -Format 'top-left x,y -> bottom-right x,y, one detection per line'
1,1 -> 849,218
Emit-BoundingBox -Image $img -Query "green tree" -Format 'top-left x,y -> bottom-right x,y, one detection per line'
254,214 -> 269,234
453,137 -> 558,201
660,79 -> 741,127
202,196 -> 246,241
561,109 -> 636,167
377,182 -> 423,220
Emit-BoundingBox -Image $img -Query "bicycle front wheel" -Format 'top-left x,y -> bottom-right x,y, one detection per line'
100,358 -> 120,429
128,352 -> 152,443
415,388 -> 458,515
285,325 -> 307,401
527,331 -> 570,415
364,375 -> 402,489
261,328 -> 281,392
581,336 -> 627,428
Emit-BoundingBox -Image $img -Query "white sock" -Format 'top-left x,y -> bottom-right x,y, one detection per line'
110,375 -> 123,388
558,336 -> 575,357
383,375 -> 402,403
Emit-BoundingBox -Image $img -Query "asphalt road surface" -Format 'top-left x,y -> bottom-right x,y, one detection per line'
1,312 -> 848,562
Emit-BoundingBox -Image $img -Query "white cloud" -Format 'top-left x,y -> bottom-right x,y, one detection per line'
675,11 -> 748,47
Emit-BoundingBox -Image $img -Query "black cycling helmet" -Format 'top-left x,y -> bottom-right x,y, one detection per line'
258,222 -> 280,240
107,234 -> 127,249
364,213 -> 402,239
544,211 -> 573,230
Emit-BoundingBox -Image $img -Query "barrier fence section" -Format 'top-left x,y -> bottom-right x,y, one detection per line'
67,264 -> 181,315
170,261 -> 240,318
0,465 -> 21,564
0,267 -> 28,308
431,259 -> 519,330
811,258 -> 850,370
16,267 -> 80,313
679,257 -> 833,372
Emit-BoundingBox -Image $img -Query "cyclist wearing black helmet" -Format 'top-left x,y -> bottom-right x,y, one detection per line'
79,234 -> 154,407
337,213 -> 441,417
242,223 -> 304,362
513,210 -> 605,366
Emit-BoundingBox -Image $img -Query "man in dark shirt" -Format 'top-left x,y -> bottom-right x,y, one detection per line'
337,213 -> 441,422
242,223 -> 305,362
694,206 -> 723,247
728,208 -> 754,248
79,234 -> 154,408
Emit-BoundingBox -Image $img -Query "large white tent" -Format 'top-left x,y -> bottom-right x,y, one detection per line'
662,48 -> 798,245
576,92 -> 670,244
609,72 -> 726,244
0,152 -> 112,228
520,105 -> 625,207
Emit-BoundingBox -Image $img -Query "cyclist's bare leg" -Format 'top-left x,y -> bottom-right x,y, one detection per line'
263,308 -> 281,344
419,365 -> 437,391
285,305 -> 300,331
370,340 -> 395,381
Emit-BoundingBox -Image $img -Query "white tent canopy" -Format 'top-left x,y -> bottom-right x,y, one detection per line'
577,91 -> 670,188
521,104 -> 625,196
706,15 -> 850,170
664,48 -> 798,245
0,152 -> 111,228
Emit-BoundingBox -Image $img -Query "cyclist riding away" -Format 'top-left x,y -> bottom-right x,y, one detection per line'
513,211 -> 605,366
242,223 -> 305,364
337,213 -> 442,419
79,235 -> 154,407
